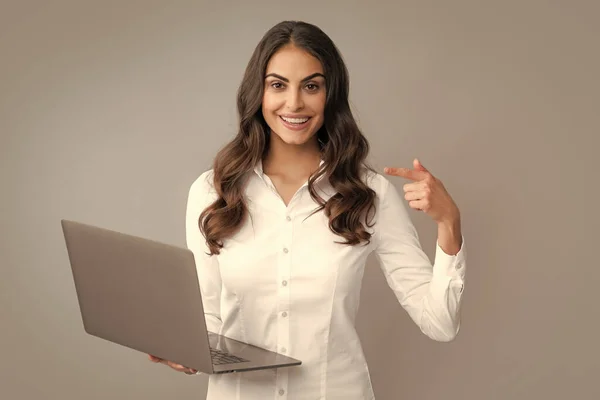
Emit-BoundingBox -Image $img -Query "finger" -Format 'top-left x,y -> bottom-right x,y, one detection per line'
405,190 -> 428,201
384,167 -> 427,181
159,359 -> 172,368
177,365 -> 197,375
167,361 -> 184,370
413,158 -> 429,173
148,355 -> 162,363
403,181 -> 428,192
168,361 -> 191,373
408,199 -> 428,211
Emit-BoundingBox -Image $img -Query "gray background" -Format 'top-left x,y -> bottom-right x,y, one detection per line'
1,1 -> 598,399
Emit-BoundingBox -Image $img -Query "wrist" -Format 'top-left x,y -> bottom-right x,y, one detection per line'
438,207 -> 460,230
437,214 -> 462,255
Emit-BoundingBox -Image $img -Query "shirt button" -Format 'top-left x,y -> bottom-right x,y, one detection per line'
282,280 -> 288,287
281,347 -> 287,353
283,247 -> 289,253
279,389 -> 285,396
281,311 -> 287,317
286,216 -> 291,221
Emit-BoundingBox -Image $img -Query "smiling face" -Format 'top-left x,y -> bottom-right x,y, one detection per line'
262,44 -> 326,149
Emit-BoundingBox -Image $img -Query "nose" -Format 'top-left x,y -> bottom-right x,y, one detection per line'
286,89 -> 304,111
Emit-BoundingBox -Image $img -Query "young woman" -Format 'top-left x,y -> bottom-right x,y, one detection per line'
150,20 -> 466,399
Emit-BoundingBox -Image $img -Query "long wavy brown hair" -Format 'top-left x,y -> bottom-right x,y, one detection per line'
200,20 -> 377,255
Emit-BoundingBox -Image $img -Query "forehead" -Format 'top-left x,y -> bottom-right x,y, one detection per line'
265,45 -> 324,78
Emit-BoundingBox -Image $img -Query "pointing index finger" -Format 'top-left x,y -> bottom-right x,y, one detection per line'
384,167 -> 421,181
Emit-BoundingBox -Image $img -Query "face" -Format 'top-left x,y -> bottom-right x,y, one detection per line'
262,44 -> 326,148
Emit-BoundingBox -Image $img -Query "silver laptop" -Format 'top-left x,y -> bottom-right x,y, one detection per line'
61,219 -> 302,374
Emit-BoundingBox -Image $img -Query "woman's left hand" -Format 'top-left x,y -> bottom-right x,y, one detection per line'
384,158 -> 460,225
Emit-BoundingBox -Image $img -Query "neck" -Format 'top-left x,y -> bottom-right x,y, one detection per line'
262,133 -> 321,179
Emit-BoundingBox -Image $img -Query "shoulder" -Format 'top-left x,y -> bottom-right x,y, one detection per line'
189,169 -> 216,195
187,169 -> 218,212
361,167 -> 392,197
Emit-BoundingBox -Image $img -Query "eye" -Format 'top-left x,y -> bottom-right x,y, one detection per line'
305,83 -> 319,91
270,81 -> 285,89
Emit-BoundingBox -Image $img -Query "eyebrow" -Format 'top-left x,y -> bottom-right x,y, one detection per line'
264,72 -> 325,83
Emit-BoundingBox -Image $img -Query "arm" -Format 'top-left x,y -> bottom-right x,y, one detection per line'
374,177 -> 466,342
185,170 -> 223,334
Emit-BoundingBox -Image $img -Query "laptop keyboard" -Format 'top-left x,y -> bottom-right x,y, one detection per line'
210,347 -> 249,365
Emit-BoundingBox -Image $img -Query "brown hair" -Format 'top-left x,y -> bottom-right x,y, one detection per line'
200,20 -> 377,255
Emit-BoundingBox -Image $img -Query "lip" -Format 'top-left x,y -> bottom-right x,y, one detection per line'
279,114 -> 312,119
279,115 -> 311,131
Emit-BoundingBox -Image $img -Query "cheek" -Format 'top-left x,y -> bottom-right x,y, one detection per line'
309,92 -> 326,112
261,93 -> 283,114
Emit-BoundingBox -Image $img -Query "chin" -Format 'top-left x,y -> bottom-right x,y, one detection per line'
277,129 -> 317,146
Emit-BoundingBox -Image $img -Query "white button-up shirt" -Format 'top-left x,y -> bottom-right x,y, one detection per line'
185,160 -> 466,400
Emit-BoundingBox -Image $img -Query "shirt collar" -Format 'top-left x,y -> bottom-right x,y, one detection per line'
253,158 -> 325,177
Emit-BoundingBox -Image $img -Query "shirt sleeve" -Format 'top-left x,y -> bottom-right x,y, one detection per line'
373,176 -> 466,342
185,170 -> 223,334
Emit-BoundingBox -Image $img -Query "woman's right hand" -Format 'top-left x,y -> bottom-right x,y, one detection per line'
148,354 -> 199,375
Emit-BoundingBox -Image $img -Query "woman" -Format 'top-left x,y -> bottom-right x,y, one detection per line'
150,20 -> 466,399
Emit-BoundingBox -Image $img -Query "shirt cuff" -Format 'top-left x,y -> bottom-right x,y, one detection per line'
433,235 -> 466,279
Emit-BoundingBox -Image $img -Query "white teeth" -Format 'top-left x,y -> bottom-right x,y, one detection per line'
281,116 -> 309,124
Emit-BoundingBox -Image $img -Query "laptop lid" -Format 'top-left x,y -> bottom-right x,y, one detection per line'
61,219 -> 215,373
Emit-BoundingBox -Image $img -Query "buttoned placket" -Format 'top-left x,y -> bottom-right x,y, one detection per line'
257,174 -> 299,399
255,166 -> 315,399
276,187 -> 311,399
276,205 -> 292,399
